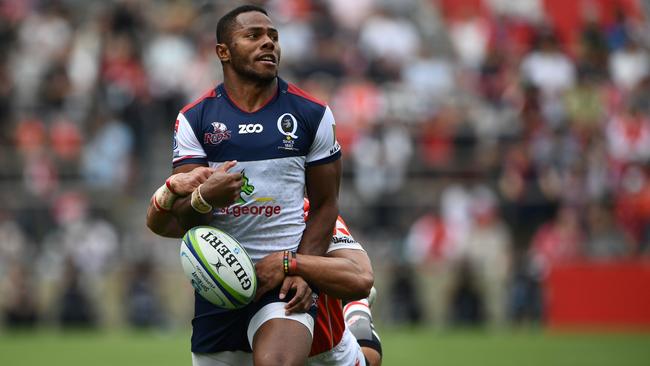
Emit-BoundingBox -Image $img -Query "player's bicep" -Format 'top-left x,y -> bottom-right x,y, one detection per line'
305,159 -> 341,207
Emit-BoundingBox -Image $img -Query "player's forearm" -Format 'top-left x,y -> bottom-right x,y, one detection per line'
171,195 -> 213,231
293,254 -> 373,300
146,198 -> 186,238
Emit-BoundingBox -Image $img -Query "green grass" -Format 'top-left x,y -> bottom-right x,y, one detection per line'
1,327 -> 649,366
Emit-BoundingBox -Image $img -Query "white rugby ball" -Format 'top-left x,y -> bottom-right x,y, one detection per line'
180,226 -> 257,309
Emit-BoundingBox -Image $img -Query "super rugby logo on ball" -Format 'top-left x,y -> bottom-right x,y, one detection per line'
180,226 -> 257,309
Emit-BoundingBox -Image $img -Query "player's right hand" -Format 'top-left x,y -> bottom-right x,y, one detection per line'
200,160 -> 243,208
280,275 -> 313,315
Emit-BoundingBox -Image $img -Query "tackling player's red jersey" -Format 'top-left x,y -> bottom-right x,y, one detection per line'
303,198 -> 362,356
310,293 -> 347,356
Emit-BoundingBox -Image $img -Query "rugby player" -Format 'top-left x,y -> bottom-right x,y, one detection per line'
146,5 -> 341,366
255,198 -> 383,366
148,173 -> 382,366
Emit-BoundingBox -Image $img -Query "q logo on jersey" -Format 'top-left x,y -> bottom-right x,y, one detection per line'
277,113 -> 298,139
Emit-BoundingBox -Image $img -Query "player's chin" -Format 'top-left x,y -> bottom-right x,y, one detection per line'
254,69 -> 278,83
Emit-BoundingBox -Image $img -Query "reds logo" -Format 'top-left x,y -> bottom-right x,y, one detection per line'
204,122 -> 231,145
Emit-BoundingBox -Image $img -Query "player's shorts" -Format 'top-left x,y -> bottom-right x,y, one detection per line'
191,287 -> 317,354
307,327 -> 366,366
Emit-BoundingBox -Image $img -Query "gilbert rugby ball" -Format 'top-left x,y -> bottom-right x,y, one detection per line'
180,226 -> 257,309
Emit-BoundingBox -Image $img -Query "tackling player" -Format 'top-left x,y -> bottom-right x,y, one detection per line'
147,5 -> 341,366
256,199 -> 383,366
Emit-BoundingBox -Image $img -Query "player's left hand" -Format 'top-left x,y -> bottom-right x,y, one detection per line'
254,251 -> 285,301
280,275 -> 313,315
168,167 -> 214,196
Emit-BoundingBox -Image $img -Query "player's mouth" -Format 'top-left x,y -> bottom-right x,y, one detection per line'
256,54 -> 277,66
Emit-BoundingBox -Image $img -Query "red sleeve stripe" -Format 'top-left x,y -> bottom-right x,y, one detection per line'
287,84 -> 326,106
181,88 -> 218,114
172,155 -> 205,163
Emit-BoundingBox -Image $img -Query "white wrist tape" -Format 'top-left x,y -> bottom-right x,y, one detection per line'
153,183 -> 177,211
191,184 -> 213,214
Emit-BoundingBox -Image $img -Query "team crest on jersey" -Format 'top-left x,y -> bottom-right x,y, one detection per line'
277,113 -> 299,151
204,122 -> 231,145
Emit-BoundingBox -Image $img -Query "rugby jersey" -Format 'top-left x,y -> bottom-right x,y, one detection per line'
173,77 -> 341,262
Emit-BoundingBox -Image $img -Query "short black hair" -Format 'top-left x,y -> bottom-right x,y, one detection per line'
216,5 -> 269,45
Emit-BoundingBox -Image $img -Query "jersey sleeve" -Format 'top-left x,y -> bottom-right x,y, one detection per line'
172,112 -> 208,168
306,106 -> 341,166
326,216 -> 365,253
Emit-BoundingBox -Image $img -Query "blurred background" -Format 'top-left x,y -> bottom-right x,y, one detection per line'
1,0 -> 650,363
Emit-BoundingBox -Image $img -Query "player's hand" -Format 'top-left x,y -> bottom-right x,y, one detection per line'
168,167 -> 214,196
281,275 -> 313,315
200,161 -> 243,208
254,251 -> 285,301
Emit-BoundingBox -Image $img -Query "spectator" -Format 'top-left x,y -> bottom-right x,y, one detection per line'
584,202 -> 634,260
609,38 -> 649,91
124,260 -> 165,329
1,262 -> 39,329
57,258 -> 97,328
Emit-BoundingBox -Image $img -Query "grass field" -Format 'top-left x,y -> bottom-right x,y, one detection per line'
1,327 -> 649,365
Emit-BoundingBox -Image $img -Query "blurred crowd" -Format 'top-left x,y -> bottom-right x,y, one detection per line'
1,0 -> 650,331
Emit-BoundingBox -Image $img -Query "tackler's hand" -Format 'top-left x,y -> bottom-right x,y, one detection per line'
281,276 -> 314,315
254,251 -> 285,302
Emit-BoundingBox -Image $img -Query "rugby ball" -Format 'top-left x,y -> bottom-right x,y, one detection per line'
180,226 -> 257,309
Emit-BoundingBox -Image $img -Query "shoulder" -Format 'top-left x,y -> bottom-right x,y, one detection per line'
280,80 -> 330,129
285,82 -> 326,107
180,87 -> 220,120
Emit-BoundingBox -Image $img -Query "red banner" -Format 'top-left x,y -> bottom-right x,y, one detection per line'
545,260 -> 650,329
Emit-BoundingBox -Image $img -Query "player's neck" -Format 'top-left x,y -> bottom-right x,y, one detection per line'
222,75 -> 278,113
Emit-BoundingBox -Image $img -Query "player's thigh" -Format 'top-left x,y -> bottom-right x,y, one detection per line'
192,351 -> 253,366
249,302 -> 314,366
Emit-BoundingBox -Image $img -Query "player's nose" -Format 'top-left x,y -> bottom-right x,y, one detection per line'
260,35 -> 275,50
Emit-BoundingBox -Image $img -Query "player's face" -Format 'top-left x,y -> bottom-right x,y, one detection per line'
228,12 -> 281,83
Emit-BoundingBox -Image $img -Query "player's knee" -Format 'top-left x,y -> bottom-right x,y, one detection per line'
348,314 -> 373,341
348,313 -> 383,364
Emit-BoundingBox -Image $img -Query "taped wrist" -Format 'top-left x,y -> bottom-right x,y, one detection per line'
153,183 -> 177,211
190,184 -> 213,214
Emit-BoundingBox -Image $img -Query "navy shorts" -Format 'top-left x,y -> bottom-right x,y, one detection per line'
191,287 -> 317,353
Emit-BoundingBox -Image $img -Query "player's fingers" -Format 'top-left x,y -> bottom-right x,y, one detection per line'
286,283 -> 312,315
220,160 -> 237,172
199,167 -> 214,180
228,172 -> 243,183
278,276 -> 293,300
284,281 -> 300,308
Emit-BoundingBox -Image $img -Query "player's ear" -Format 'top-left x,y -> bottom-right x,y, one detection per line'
216,43 -> 230,63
